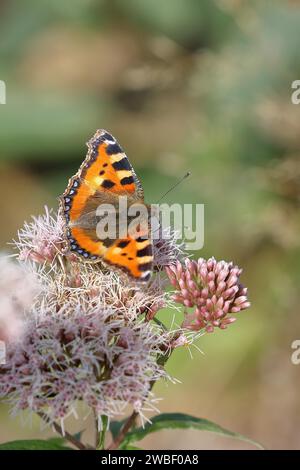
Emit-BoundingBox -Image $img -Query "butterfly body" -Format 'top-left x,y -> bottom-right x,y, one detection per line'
60,130 -> 153,282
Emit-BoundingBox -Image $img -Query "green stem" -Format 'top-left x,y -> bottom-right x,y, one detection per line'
107,412 -> 138,450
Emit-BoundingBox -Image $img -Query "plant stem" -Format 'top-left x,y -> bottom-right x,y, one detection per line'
38,411 -> 87,450
107,411 -> 138,450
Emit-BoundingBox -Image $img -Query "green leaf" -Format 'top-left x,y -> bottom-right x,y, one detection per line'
0,437 -> 72,450
119,413 -> 263,450
121,445 -> 143,450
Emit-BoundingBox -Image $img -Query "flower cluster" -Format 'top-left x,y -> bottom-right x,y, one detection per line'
0,206 -> 251,433
166,257 -> 250,333
0,305 -> 169,423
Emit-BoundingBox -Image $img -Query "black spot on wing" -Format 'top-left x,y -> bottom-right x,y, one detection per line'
112,157 -> 132,171
102,179 -> 116,189
102,238 -> 114,248
137,245 -> 153,258
106,143 -> 122,155
120,176 -> 135,186
102,132 -> 114,142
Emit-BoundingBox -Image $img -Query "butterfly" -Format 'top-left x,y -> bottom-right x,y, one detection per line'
60,129 -> 153,282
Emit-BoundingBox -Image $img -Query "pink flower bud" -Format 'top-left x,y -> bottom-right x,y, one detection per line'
170,256 -> 250,333
234,295 -> 248,306
187,280 -> 197,291
206,325 -> 214,333
183,299 -> 194,308
208,280 -> 216,293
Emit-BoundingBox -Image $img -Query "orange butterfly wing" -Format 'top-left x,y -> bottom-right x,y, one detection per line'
60,129 -> 153,282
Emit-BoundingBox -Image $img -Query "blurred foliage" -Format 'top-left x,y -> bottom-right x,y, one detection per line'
0,0 -> 300,450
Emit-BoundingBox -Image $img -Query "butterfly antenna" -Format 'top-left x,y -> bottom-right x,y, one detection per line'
156,172 -> 191,203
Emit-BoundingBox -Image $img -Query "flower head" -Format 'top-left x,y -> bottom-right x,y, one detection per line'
153,227 -> 186,269
166,257 -> 250,333
14,207 -> 65,263
0,305 -> 169,424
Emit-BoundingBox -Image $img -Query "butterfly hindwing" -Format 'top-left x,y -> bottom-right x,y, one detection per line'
104,235 -> 153,282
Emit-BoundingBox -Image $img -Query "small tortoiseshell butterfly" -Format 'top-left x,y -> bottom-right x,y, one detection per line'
60,130 -> 153,282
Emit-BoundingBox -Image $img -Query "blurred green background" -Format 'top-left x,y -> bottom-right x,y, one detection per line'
1,0 -> 300,450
